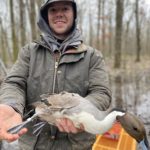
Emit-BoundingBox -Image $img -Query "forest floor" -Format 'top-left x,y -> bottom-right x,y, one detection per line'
106,56 -> 150,76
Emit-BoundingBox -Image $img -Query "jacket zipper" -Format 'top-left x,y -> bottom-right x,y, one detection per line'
52,51 -> 61,94
34,41 -> 86,93
34,40 -> 60,93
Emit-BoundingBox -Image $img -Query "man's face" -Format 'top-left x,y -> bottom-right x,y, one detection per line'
48,1 -> 74,39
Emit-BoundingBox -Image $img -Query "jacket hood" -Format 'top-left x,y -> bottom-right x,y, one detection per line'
37,0 -> 77,36
37,0 -> 82,54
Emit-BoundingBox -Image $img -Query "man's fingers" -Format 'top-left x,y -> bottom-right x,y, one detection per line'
18,128 -> 28,136
61,118 -> 70,132
56,118 -> 70,133
0,130 -> 19,142
56,118 -> 82,133
6,134 -> 20,143
56,120 -> 64,132
0,127 -> 27,142
66,119 -> 78,133
7,129 -> 28,142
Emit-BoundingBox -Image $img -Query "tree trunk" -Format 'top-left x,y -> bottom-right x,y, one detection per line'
101,0 -> 105,52
114,0 -> 124,68
9,0 -> 19,62
36,0 -> 43,35
123,13 -> 133,69
0,20 -> 13,65
27,0 -> 37,41
135,0 -> 141,62
114,74 -> 123,109
1,28 -> 7,65
146,21 -> 150,56
107,2 -> 114,57
19,0 -> 26,46
96,0 -> 101,50
89,9 -> 93,47
108,13 -> 113,57
0,19 -> 3,60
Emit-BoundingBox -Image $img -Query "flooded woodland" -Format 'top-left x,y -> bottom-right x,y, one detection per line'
109,58 -> 150,149
0,57 -> 150,150
0,0 -> 150,149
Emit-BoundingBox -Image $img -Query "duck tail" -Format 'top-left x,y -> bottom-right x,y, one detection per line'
8,120 -> 30,134
7,114 -> 38,134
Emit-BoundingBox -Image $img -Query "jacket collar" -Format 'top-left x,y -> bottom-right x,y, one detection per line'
63,43 -> 87,54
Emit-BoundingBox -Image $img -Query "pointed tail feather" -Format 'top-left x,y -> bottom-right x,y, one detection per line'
8,114 -> 38,134
8,120 -> 29,134
33,122 -> 47,136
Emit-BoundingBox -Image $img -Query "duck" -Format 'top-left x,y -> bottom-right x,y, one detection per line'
8,91 -> 150,150
117,112 -> 150,150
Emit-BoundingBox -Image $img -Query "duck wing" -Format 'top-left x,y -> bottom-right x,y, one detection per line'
43,92 -> 107,120
64,96 -> 108,121
45,92 -> 80,109
32,92 -> 108,126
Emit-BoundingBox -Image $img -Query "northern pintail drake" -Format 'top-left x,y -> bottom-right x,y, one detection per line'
8,91 -> 150,150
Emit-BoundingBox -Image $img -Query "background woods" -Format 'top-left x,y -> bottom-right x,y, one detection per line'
0,0 -> 150,66
0,0 -> 150,147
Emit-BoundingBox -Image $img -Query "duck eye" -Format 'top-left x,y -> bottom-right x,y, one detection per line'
41,99 -> 51,106
133,127 -> 138,131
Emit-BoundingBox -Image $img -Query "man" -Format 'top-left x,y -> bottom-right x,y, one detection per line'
0,0 -> 111,149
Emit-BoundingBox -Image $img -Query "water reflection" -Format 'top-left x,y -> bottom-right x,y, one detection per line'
111,71 -> 150,150
0,70 -> 150,149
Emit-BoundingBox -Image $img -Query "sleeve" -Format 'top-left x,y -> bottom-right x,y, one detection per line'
85,49 -> 112,111
0,44 -> 30,116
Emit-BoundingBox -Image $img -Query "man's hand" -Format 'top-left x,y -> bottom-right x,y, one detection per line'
0,104 -> 27,142
56,118 -> 84,134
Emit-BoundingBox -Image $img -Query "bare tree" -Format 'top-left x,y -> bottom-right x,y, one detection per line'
96,0 -> 101,50
122,12 -> 134,69
146,20 -> 150,56
0,27 -> 7,65
9,0 -> 19,62
101,0 -> 105,52
89,9 -> 94,46
0,18 -> 3,58
27,0 -> 37,41
114,74 -> 123,108
0,18 -> 13,65
114,0 -> 124,68
36,0 -> 44,35
124,13 -> 134,52
108,6 -> 113,57
0,19 -> 7,74
135,0 -> 141,62
19,0 -> 26,46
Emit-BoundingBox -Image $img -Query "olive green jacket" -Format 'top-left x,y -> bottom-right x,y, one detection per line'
0,41 -> 111,150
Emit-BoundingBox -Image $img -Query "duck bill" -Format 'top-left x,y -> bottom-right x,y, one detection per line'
139,137 -> 150,150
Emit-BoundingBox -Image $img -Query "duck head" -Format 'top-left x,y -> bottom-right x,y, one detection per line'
117,112 -> 150,150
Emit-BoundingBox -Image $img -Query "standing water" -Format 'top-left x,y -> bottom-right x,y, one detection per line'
0,68 -> 150,150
